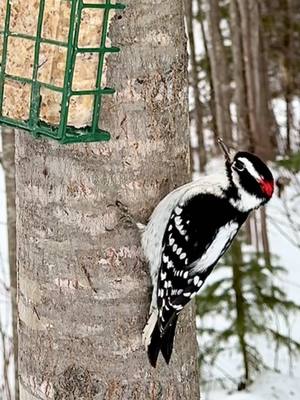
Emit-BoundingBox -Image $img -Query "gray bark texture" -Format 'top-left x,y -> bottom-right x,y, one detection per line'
237,0 -> 277,160
229,0 -> 251,150
1,128 -> 18,400
185,0 -> 207,172
231,240 -> 249,382
197,0 -> 218,146
206,0 -> 232,145
16,1 -> 200,399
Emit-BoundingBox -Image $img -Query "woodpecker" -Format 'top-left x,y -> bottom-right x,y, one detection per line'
141,139 -> 274,367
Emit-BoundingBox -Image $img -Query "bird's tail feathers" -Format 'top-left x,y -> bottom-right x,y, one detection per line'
147,320 -> 161,367
142,310 -> 161,367
142,310 -> 158,349
160,315 -> 178,365
142,310 -> 178,367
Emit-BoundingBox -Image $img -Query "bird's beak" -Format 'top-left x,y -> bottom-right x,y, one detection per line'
217,138 -> 232,163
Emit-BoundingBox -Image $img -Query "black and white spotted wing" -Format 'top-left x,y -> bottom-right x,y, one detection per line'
156,193 -> 248,333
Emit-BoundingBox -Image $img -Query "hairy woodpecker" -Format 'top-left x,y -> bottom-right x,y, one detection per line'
141,140 -> 274,367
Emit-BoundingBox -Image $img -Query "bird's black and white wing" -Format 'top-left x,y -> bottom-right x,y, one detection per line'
156,193 -> 246,333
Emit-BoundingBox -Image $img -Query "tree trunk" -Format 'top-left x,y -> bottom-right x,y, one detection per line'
255,3 -> 278,157
285,92 -> 291,155
185,0 -> 207,172
229,0 -> 252,149
253,211 -> 260,256
16,1 -> 200,399
260,207 -> 271,268
231,240 -> 249,383
281,0 -> 292,154
206,0 -> 232,145
1,127 -> 18,400
198,0 -> 219,146
237,0 -> 277,160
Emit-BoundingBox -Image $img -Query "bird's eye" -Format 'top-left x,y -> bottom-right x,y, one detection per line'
233,160 -> 245,172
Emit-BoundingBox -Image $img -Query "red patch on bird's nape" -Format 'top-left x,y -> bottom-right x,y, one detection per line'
259,179 -> 274,198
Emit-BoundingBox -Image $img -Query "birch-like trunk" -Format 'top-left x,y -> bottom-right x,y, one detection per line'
185,0 -> 207,172
1,128 -> 18,400
16,1 -> 200,399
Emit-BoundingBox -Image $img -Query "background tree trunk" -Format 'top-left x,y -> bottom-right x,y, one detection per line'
206,0 -> 232,145
231,240 -> 249,383
237,0 -> 277,160
16,1 -> 200,399
1,128 -> 18,400
281,0 -> 293,154
185,0 -> 207,172
260,207 -> 271,268
229,0 -> 252,149
198,0 -> 219,146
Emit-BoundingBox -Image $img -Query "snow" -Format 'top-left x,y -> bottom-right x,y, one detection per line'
209,371 -> 300,400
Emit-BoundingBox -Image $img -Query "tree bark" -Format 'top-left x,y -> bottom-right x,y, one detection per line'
281,0 -> 292,154
185,0 -> 207,172
231,240 -> 249,383
16,1 -> 200,399
237,0 -> 277,160
229,0 -> 252,149
260,207 -> 271,268
285,91 -> 292,154
1,127 -> 18,400
198,0 -> 219,146
206,0 -> 232,145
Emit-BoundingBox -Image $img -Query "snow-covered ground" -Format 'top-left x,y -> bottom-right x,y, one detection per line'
210,371 -> 300,400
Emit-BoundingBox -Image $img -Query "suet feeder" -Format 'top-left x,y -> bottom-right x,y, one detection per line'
0,0 -> 125,144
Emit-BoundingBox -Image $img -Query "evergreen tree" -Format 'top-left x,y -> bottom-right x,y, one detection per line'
196,234 -> 300,387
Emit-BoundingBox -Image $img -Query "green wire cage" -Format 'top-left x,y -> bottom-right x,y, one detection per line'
0,0 -> 125,144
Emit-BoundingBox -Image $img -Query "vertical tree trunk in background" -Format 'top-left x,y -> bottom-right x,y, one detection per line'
206,0 -> 232,145
231,240 -> 249,383
229,0 -> 252,149
255,3 -> 278,156
285,91 -> 292,154
253,212 -> 261,256
238,0 -> 277,160
281,0 -> 292,154
198,0 -> 219,146
237,0 -> 260,154
260,207 -> 271,268
16,1 -> 200,399
244,219 -> 252,245
185,0 -> 207,172
1,128 -> 18,400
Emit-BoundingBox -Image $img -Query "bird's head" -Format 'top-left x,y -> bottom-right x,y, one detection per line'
218,139 -> 274,212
